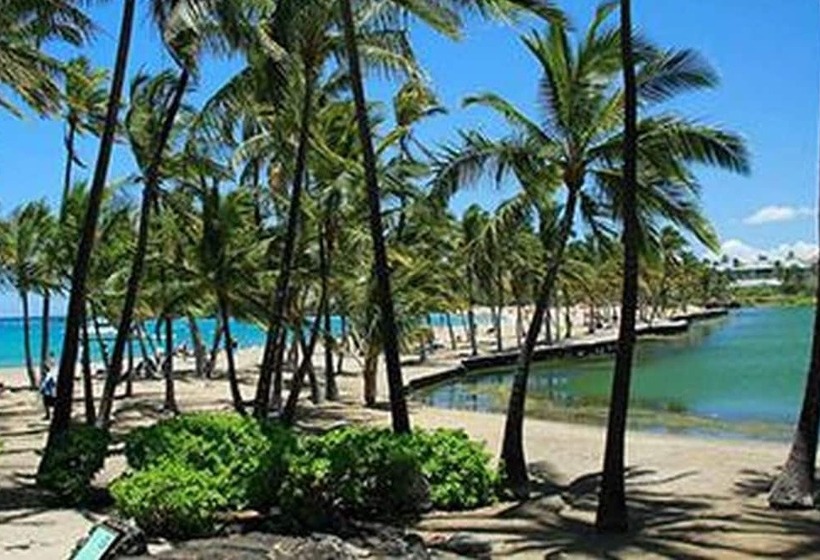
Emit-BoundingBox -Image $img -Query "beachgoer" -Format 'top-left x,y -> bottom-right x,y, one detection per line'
39,361 -> 57,420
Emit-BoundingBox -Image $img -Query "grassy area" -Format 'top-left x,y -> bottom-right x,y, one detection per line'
732,287 -> 815,307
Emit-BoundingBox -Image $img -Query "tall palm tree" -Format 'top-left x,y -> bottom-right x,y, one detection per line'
595,0 -> 638,533
0,201 -> 53,388
47,0 -> 136,440
0,0 -> 92,117
433,4 -> 748,495
768,70 -> 820,511
96,68 -> 192,427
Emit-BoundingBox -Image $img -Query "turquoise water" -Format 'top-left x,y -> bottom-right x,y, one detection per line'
421,307 -> 814,435
0,312 -> 476,369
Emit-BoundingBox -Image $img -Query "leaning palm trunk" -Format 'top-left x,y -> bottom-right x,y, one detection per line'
320,226 -> 339,400
340,0 -> 410,434
81,304 -> 96,425
97,69 -> 190,428
188,316 -> 206,378
205,316 -> 223,378
596,0 -> 639,532
500,187 -> 579,498
40,291 -> 51,381
21,290 -> 36,388
445,312 -> 457,350
254,64 -> 316,418
768,83 -> 820,509
218,293 -> 245,414
162,315 -> 178,413
47,0 -> 136,441
282,298 -> 326,425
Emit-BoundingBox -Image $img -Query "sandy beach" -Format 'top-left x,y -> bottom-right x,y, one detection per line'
1,310 -> 819,559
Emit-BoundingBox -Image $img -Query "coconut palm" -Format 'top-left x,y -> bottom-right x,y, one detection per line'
595,0 -> 639,533
432,3 -> 749,495
48,0 -> 136,441
59,57 -> 109,214
768,58 -> 820,511
96,68 -> 193,427
0,201 -> 54,387
0,0 -> 93,117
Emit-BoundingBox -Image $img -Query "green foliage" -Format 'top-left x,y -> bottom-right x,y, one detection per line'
124,412 -> 295,509
410,429 -> 499,510
278,427 -> 498,529
115,416 -> 498,537
110,461 -> 228,539
278,427 -> 426,529
37,425 -> 110,505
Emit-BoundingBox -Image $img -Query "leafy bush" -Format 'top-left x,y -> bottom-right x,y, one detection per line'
37,425 -> 110,505
278,427 -> 498,529
111,461 -> 228,539
124,412 -> 295,509
410,429 -> 499,510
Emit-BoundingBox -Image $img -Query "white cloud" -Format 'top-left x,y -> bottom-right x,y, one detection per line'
743,205 -> 814,225
710,239 -> 818,263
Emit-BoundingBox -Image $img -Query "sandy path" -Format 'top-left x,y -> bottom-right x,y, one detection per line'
1,310 -> 818,558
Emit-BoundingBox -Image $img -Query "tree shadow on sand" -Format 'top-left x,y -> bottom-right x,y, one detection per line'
418,465 -> 820,559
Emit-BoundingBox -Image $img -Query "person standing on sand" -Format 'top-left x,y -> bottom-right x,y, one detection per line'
39,353 -> 56,420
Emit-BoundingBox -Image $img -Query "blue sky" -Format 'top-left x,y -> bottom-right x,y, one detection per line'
0,0 -> 818,315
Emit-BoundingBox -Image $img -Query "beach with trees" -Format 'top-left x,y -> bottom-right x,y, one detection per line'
0,1 -> 819,558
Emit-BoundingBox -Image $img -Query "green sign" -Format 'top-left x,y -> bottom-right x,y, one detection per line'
70,524 -> 121,560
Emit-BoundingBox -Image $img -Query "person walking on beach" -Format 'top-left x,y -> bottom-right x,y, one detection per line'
39,353 -> 57,420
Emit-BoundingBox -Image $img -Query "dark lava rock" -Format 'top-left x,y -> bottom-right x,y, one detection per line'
427,533 -> 492,559
131,530 -> 433,559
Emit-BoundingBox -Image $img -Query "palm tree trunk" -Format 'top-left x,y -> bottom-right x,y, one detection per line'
282,297 -> 326,425
188,316 -> 206,378
515,304 -> 523,349
46,0 -> 136,443
596,0 -> 639,532
21,291 -> 36,388
163,315 -> 178,413
218,294 -> 245,414
768,64 -> 820,509
97,68 -> 189,428
125,335 -> 134,398
445,312 -> 457,350
81,304 -> 96,425
495,266 -> 504,352
60,121 -> 77,218
255,64 -> 316,418
206,316 -> 223,379
320,224 -> 338,401
500,187 -> 580,498
340,0 -> 410,434
336,314 -> 347,374
90,305 -> 110,371
40,291 -> 51,381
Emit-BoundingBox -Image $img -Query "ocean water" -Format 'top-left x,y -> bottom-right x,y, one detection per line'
0,312 -> 480,369
420,307 -> 815,437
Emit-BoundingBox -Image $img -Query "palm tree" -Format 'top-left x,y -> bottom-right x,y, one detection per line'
768,62 -> 820,511
47,0 -> 137,440
595,0 -> 639,533
59,57 -> 109,214
433,4 -> 749,495
0,201 -> 53,388
0,0 -> 92,117
96,68 -> 192,428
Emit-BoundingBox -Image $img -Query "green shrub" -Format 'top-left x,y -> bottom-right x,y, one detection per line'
410,429 -> 499,510
37,425 -> 110,505
111,461 -> 228,539
124,412 -> 295,509
278,427 -> 497,529
278,427 -> 427,529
